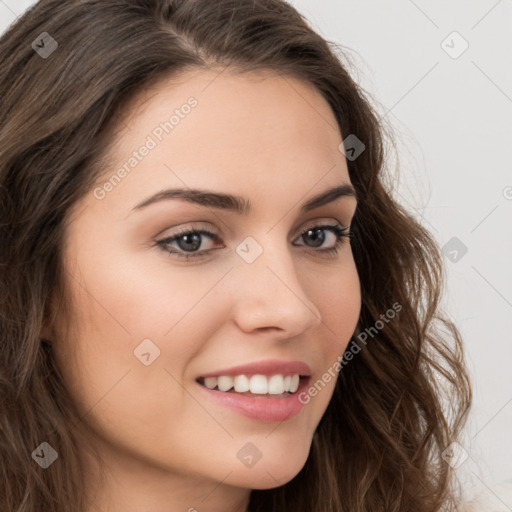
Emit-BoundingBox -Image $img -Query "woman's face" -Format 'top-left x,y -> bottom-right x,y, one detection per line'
48,68 -> 361,506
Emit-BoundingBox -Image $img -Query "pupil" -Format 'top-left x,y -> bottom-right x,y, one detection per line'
179,233 -> 201,251
176,229 -> 326,252
305,228 -> 324,247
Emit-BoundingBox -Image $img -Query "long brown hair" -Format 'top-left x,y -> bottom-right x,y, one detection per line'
0,0 -> 471,510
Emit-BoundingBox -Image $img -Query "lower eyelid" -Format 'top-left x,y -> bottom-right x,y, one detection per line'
157,224 -> 348,258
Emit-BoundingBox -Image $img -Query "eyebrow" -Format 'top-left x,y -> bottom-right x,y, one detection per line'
131,183 -> 357,215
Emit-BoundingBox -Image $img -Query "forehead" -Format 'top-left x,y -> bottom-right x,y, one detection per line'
107,67 -> 343,165
83,67 -> 351,220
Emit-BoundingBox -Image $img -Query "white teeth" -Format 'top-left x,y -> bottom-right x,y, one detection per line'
204,377 -> 218,389
249,375 -> 268,394
267,375 -> 285,394
217,376 -> 234,392
234,375 -> 250,392
289,374 -> 300,393
200,373 -> 302,395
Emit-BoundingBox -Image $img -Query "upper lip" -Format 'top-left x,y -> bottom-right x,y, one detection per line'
197,359 -> 312,379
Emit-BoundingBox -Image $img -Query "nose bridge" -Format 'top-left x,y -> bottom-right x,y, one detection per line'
231,232 -> 322,334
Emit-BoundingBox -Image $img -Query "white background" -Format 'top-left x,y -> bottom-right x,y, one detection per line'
1,0 -> 511,507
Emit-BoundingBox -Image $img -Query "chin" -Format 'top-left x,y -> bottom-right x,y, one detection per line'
228,446 -> 310,490
243,463 -> 306,490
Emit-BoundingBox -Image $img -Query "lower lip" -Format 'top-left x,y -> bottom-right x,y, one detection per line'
195,377 -> 311,422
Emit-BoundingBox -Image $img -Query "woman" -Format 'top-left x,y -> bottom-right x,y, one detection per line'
0,0 -> 472,511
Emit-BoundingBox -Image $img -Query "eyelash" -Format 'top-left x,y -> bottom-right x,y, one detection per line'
156,223 -> 353,260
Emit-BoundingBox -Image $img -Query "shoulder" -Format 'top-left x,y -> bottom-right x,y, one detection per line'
463,479 -> 512,512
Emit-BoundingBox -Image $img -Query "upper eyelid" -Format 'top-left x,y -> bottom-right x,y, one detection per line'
158,217 -> 350,241
156,220 -> 352,262
158,221 -> 350,252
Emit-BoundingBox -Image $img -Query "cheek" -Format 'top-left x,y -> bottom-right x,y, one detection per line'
299,259 -> 360,416
52,245 -> 230,415
51,265 -> 200,465
309,257 -> 361,345
60,239 -> 225,346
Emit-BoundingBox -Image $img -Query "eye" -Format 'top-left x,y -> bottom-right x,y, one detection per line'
156,227 -> 221,259
156,223 -> 352,260
295,223 -> 352,258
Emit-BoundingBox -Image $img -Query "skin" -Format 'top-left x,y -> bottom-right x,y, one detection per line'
43,68 -> 361,512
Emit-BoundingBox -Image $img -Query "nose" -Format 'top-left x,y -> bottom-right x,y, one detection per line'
229,237 -> 322,339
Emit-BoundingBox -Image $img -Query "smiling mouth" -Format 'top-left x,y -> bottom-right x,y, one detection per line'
195,374 -> 308,398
